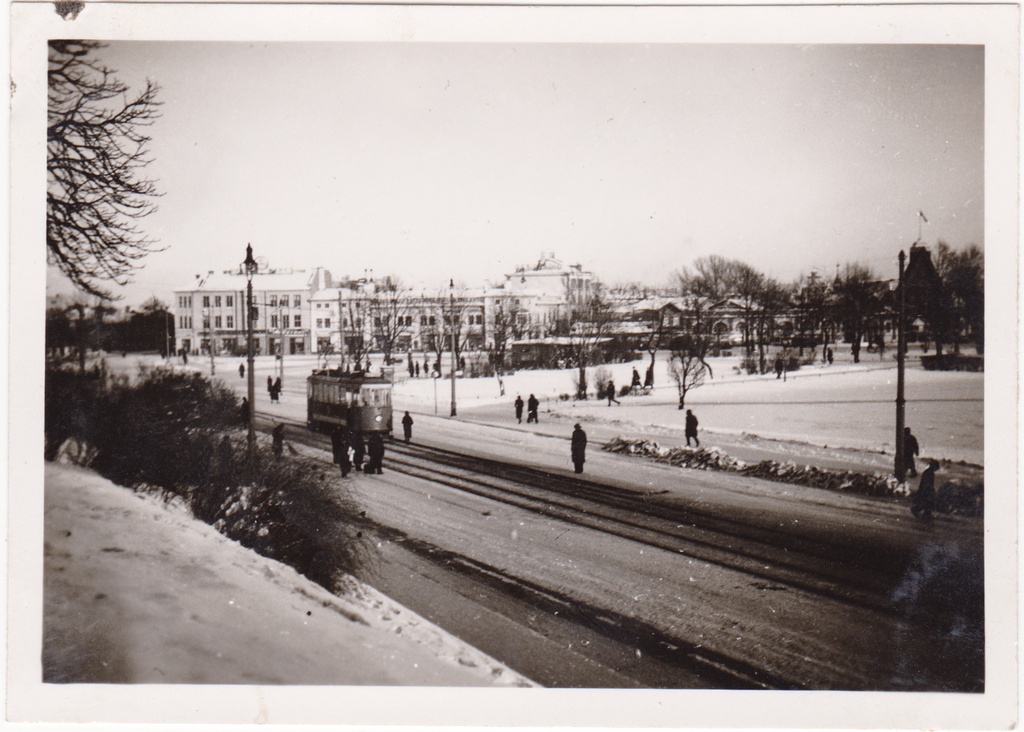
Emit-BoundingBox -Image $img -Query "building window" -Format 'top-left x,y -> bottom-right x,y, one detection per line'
324,318 -> 331,329
271,314 -> 278,328
202,317 -> 210,330
294,314 -> 301,328
269,295 -> 278,307
214,296 -> 222,307
293,295 -> 301,307
316,318 -> 323,328
202,296 -> 210,307
226,315 -> 234,329
226,295 -> 233,307
214,316 -> 222,328
282,314 -> 290,328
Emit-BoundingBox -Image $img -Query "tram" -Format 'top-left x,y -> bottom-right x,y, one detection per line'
306,369 -> 393,435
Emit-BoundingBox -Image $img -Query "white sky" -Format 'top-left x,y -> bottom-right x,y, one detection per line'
47,42 -> 984,306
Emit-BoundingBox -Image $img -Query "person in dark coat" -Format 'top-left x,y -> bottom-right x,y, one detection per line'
350,431 -> 365,471
267,375 -> 273,394
424,357 -> 430,376
514,395 -> 524,423
272,423 -> 285,458
631,368 -> 641,393
414,361 -> 420,378
331,426 -> 351,477
273,376 -> 282,402
571,423 -> 587,474
904,427 -> 920,477
644,365 -> 654,390
527,394 -> 539,424
685,409 -> 700,448
401,411 -> 414,443
911,460 -> 939,520
239,397 -> 249,426
827,347 -> 834,365
365,433 -> 385,474
775,356 -> 784,379
239,363 -> 245,378
606,380 -> 620,406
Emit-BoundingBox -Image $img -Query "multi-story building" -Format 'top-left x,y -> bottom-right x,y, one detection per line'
172,268 -> 315,357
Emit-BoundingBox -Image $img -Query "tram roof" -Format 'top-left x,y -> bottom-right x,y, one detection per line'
308,369 -> 393,385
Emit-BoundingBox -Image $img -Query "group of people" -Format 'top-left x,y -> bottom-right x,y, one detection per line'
330,426 -> 387,477
514,394 -> 540,424
266,375 -> 282,403
405,353 -> 466,380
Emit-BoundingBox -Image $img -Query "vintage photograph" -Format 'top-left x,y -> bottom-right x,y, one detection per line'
9,2 -> 1018,729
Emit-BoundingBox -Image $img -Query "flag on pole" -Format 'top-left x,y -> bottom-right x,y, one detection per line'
918,210 -> 928,223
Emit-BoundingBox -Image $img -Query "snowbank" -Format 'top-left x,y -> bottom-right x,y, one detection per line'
43,461 -> 533,686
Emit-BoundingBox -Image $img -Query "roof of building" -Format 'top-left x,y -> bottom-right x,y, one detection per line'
177,269 -> 314,293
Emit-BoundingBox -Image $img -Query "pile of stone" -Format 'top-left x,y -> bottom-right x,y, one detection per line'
602,436 -> 983,515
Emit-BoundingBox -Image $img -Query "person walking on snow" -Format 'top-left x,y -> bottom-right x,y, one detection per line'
527,394 -> 539,423
911,460 -> 939,520
606,380 -> 620,406
904,427 -> 920,477
350,431 -> 365,471
685,409 -> 700,448
571,423 -> 587,474
365,433 -> 385,474
272,423 -> 285,458
401,411 -> 414,444
514,395 -> 524,423
631,368 -> 641,394
239,363 -> 245,379
331,426 -> 351,477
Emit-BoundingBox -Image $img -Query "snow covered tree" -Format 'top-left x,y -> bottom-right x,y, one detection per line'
368,276 -> 412,365
553,279 -> 615,400
667,334 -> 712,410
48,40 -> 162,299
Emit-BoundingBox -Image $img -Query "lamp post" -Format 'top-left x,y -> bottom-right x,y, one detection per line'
202,308 -> 215,375
895,249 -> 907,482
449,279 -> 457,417
244,244 -> 257,458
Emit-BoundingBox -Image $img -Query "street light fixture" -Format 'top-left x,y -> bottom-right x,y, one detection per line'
244,244 -> 258,458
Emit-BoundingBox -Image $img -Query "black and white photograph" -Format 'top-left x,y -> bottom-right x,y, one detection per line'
7,2 -> 1019,729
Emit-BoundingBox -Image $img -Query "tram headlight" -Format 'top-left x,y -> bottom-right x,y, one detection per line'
375,415 -> 382,422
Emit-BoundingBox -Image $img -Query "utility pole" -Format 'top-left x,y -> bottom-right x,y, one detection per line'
450,279 -> 457,417
895,249 -> 906,482
244,244 -> 257,461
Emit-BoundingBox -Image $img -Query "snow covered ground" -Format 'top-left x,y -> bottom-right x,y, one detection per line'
42,461 -> 534,687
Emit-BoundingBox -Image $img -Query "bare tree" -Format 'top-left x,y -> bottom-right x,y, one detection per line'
368,275 -> 412,365
489,295 -> 525,376
554,279 -> 615,400
48,40 -> 163,300
832,264 -> 881,364
935,242 -> 984,355
667,334 -> 711,411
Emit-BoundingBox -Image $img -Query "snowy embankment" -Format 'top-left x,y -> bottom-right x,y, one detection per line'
43,461 -> 533,686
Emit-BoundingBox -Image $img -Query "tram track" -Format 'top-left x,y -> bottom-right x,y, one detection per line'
253,410 -> 981,690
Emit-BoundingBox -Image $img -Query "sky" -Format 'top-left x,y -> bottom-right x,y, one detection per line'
46,42 -> 984,306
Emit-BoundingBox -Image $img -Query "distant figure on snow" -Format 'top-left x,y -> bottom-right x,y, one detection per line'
331,426 -> 351,477
239,363 -> 245,379
267,375 -> 273,394
904,427 -> 920,477
514,395 -> 524,424
644,365 -> 654,391
606,380 -> 620,406
571,423 -> 587,474
527,394 -> 539,424
401,411 -> 414,443
414,361 -> 420,378
239,397 -> 249,426
631,368 -> 642,393
827,347 -> 834,365
685,409 -> 700,448
350,431 -> 365,472
775,355 -> 784,379
272,423 -> 285,457
911,460 -> 939,521
365,433 -> 385,474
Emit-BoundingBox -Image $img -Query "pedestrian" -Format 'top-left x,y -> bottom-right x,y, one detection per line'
414,361 -> 420,378
904,427 -> 920,477
571,423 -> 587,474
401,411 -> 414,444
459,356 -> 466,371
644,365 -> 654,391
527,394 -> 539,424
775,355 -> 784,379
433,360 -> 441,377
685,409 -> 700,448
182,351 -> 188,365
274,376 -> 282,397
272,423 -> 284,458
408,358 -> 415,378
239,363 -> 245,379
239,397 -> 249,426
216,435 -> 233,482
331,426 -> 351,477
267,375 -> 273,394
827,347 -> 834,365
911,460 -> 939,521
424,357 -> 430,376
366,433 -> 385,474
514,395 -> 524,423
606,380 -> 620,406
631,367 -> 641,394
365,358 -> 372,373
350,431 -> 365,472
